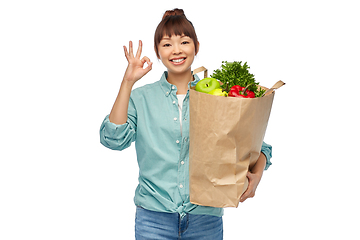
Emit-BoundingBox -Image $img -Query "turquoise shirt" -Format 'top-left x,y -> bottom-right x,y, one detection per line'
100,72 -> 272,217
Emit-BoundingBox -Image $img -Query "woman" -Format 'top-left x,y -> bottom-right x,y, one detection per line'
100,8 -> 272,240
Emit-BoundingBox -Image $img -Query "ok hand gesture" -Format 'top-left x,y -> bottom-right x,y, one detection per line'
123,40 -> 153,84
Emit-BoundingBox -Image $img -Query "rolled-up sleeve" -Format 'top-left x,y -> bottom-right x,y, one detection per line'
100,95 -> 137,151
99,115 -> 136,151
261,141 -> 272,170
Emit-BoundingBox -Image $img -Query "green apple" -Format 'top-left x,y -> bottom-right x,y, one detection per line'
208,88 -> 228,97
195,78 -> 221,93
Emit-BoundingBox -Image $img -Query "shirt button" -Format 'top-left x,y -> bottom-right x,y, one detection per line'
173,101 -> 176,104
181,161 -> 185,165
184,138 -> 187,142
179,184 -> 183,188
174,117 -> 177,121
172,86 -> 175,90
176,140 -> 180,144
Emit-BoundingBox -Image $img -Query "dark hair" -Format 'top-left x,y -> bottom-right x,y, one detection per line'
154,8 -> 199,58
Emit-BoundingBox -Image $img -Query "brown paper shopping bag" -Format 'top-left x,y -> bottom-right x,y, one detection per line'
189,67 -> 284,208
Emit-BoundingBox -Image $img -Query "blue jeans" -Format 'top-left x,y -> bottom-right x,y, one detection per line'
135,207 -> 223,240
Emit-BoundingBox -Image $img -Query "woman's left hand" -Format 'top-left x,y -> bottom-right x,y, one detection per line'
239,153 -> 267,203
239,171 -> 262,203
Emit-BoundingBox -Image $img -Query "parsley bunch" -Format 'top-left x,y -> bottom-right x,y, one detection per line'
210,61 -> 265,98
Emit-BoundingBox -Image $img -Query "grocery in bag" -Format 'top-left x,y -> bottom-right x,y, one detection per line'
189,65 -> 284,208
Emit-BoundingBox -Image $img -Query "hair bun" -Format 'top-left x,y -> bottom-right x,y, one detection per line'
162,8 -> 185,20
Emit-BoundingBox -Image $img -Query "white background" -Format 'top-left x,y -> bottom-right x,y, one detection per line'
1,0 -> 359,239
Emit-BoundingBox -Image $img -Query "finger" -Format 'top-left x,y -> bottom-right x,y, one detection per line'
135,40 -> 143,59
141,56 -> 153,74
141,56 -> 152,67
129,41 -> 134,58
123,45 -> 130,61
240,185 -> 255,202
240,186 -> 251,202
141,56 -> 151,64
240,189 -> 250,202
142,63 -> 153,76
144,61 -> 153,74
240,173 -> 253,202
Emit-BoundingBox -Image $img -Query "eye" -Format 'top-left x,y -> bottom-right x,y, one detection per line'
181,41 -> 190,45
163,43 -> 171,47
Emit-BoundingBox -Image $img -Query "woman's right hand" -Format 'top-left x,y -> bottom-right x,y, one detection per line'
123,40 -> 152,84
109,40 -> 152,125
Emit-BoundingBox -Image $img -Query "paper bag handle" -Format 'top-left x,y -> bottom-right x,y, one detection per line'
261,80 -> 285,97
193,66 -> 208,78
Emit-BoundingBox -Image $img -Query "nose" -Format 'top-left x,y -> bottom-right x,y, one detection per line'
173,44 -> 182,55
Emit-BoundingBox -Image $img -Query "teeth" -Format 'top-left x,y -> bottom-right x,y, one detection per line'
171,58 -> 185,63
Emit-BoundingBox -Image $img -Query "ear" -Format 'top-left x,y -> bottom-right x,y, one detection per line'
195,42 -> 200,55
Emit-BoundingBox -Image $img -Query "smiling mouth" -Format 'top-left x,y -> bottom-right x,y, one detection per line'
170,58 -> 186,63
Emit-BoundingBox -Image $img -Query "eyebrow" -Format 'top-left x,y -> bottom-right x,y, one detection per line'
161,35 -> 189,41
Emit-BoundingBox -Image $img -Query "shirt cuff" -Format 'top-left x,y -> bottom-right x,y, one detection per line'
99,115 -> 135,150
261,142 -> 272,170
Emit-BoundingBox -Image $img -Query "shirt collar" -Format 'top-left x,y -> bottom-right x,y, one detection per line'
159,71 -> 201,97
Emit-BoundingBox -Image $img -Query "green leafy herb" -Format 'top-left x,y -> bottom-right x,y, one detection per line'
210,61 -> 266,98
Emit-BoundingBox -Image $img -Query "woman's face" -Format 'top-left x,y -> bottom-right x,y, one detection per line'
158,34 -> 198,75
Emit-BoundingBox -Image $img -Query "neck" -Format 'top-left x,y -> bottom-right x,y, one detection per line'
167,70 -> 193,94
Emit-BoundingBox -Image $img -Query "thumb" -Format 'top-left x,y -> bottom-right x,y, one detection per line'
144,61 -> 153,74
141,57 -> 152,71
246,171 -> 252,180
